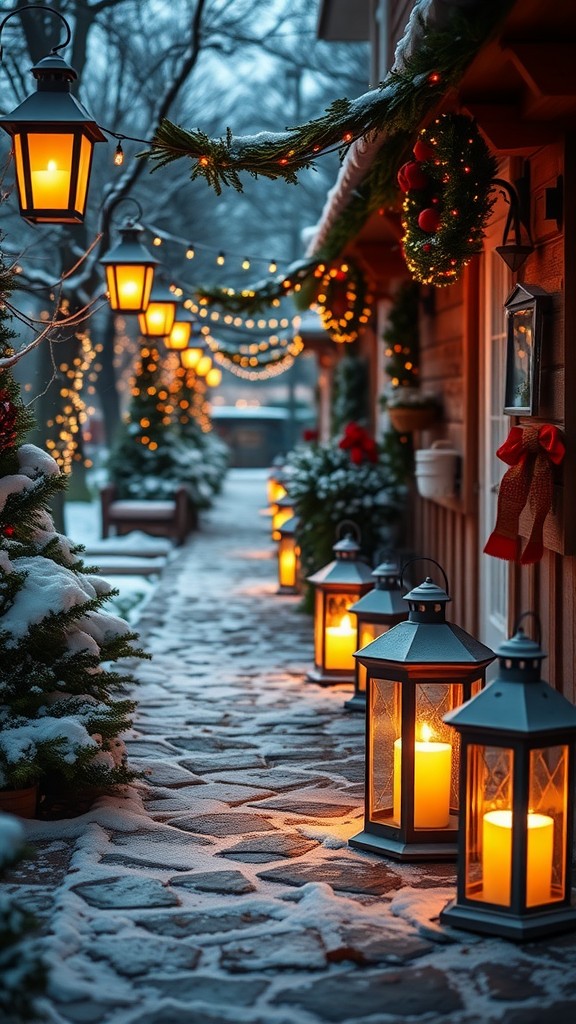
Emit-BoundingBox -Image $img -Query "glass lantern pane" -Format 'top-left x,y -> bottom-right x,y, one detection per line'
74,133 -> 92,215
369,677 -> 401,826
313,588 -> 324,668
27,133 -> 73,209
278,537 -> 296,588
110,265 -> 147,310
357,622 -> 389,694
415,682 -> 460,815
465,744 -> 514,906
324,591 -> 357,670
527,745 -> 568,906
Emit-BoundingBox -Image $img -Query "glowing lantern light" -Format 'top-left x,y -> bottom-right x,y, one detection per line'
137,281 -> 177,338
100,202 -> 158,314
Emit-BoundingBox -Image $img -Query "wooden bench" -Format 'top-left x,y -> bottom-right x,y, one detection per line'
100,485 -> 197,546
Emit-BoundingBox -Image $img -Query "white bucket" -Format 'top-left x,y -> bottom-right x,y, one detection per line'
415,440 -> 459,500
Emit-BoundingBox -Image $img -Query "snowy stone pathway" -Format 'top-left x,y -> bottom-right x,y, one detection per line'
8,470 -> 576,1023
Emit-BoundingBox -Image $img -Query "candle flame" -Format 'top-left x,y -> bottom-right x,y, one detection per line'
421,723 -> 433,743
341,613 -> 352,631
47,160 -> 58,173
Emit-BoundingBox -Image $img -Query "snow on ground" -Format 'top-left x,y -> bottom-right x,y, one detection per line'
4,470 -> 576,1024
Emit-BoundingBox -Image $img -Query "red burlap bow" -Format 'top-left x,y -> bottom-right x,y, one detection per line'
484,424 -> 565,565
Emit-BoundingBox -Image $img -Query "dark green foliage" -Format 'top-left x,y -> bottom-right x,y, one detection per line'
331,351 -> 370,434
382,282 -> 421,393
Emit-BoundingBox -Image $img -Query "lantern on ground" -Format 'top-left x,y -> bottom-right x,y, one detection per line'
349,563 -> 494,860
277,515 -> 300,594
345,561 -> 407,713
137,281 -> 177,338
166,306 -> 198,350
267,460 -> 287,505
307,524 -> 374,685
271,492 -> 294,541
0,9 -> 105,223
100,203 -> 158,314
181,346 -> 204,371
441,618 -> 576,939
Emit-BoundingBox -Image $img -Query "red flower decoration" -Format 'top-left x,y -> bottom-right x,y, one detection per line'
302,428 -> 319,442
339,422 -> 379,464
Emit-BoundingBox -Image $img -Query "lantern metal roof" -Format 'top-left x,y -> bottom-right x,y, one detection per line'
307,532 -> 373,588
279,514 -> 298,538
348,560 -> 405,618
444,628 -> 576,735
100,218 -> 159,270
0,53 -> 105,141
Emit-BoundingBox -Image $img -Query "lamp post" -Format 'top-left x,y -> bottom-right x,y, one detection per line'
137,280 -> 177,338
277,514 -> 300,594
99,198 -> 158,314
349,562 -> 494,860
344,560 -> 407,713
441,618 -> 576,940
0,5 -> 106,224
307,523 -> 374,685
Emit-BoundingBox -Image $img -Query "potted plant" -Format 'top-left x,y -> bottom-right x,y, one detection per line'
384,386 -> 442,434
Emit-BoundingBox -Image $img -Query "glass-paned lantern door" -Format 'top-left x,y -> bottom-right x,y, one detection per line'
528,745 -> 568,906
324,591 -> 358,672
367,677 -> 401,830
465,743 -> 514,906
408,682 -> 462,834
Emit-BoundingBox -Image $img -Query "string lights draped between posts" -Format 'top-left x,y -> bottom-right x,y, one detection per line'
350,562 -> 494,861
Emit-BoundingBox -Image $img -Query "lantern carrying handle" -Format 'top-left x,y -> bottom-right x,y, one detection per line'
513,611 -> 542,645
0,5 -> 72,60
399,556 -> 450,595
105,195 -> 144,228
336,519 -> 361,544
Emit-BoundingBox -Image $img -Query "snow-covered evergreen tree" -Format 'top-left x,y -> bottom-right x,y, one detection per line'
108,344 -> 227,507
0,261 -> 144,809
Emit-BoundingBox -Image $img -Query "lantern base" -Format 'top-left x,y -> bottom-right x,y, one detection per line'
344,693 -> 366,713
440,898 -> 576,941
349,828 -> 458,862
306,667 -> 355,686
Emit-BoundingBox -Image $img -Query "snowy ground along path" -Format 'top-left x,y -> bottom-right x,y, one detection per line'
8,470 -> 576,1023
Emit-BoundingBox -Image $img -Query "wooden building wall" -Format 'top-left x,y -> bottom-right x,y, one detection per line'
409,138 -> 576,702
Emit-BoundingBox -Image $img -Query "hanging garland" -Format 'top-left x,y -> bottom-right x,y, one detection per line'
143,3 -> 512,197
196,258 -> 318,313
399,113 -> 497,286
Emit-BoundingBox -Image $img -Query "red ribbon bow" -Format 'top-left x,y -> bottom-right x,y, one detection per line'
484,424 -> 565,565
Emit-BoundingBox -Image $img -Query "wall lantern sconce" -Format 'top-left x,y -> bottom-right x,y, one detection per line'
493,169 -> 534,273
100,198 -> 158,314
349,561 -> 494,860
344,560 -> 407,713
0,5 -> 106,224
271,492 -> 294,541
166,305 -> 198,350
205,366 -> 222,388
137,280 -> 177,338
277,514 -> 300,594
307,523 -> 374,685
503,283 -> 549,417
441,616 -> 576,940
180,346 -> 204,371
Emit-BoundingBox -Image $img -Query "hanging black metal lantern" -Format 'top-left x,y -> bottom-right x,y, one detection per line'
441,618 -> 576,940
349,561 -> 495,860
166,305 -> 198,350
345,561 -> 407,713
0,6 -> 105,224
306,523 -> 374,685
137,280 -> 177,338
100,209 -> 159,314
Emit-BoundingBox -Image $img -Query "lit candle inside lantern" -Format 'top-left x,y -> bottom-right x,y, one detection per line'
482,809 -> 554,907
279,545 -> 296,588
31,159 -> 69,208
393,724 -> 452,827
325,612 -> 356,670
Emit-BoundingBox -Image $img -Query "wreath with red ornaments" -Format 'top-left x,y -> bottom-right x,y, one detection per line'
398,113 -> 497,287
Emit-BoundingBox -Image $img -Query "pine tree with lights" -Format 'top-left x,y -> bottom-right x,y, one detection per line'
0,259 -> 144,812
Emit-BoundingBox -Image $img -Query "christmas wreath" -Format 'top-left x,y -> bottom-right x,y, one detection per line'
398,113 -> 497,286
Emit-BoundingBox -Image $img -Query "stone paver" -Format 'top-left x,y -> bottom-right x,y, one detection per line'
12,470 -> 576,1023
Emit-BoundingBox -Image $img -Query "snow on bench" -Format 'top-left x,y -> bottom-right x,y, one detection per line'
89,555 -> 166,576
100,485 -> 197,546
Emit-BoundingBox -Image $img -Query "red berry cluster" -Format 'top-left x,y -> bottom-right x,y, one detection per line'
339,422 -> 378,465
397,138 -> 440,235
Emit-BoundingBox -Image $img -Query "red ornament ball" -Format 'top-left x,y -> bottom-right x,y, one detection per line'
418,208 -> 441,233
403,161 -> 429,190
3,525 -> 15,537
413,139 -> 436,163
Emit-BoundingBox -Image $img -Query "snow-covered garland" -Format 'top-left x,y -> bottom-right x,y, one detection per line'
399,114 -> 497,286
143,2 -> 512,197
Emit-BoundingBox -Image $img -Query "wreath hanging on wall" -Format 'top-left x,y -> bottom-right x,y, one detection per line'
398,113 -> 497,287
